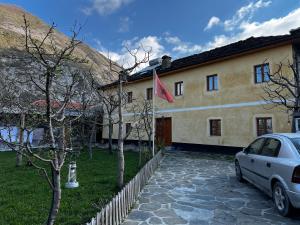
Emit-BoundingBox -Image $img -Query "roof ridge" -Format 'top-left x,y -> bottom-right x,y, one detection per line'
103,32 -> 295,88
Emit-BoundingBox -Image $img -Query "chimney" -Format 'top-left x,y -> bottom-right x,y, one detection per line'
290,27 -> 300,36
161,55 -> 172,69
149,58 -> 162,66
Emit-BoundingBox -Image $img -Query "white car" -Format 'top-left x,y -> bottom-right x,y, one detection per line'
235,133 -> 300,216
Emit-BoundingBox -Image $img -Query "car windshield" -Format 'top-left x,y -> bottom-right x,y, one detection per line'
290,138 -> 300,154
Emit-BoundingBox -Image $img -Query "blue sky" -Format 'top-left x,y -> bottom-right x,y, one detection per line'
2,0 -> 300,68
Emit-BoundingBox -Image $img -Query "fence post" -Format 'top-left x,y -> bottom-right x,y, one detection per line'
105,204 -> 109,225
96,212 -> 100,225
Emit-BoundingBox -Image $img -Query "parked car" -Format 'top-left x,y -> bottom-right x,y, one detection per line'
235,133 -> 300,216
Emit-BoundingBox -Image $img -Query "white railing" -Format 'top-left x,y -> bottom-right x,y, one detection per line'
86,151 -> 163,225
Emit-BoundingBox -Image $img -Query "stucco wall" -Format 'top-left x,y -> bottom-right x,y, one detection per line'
102,44 -> 293,147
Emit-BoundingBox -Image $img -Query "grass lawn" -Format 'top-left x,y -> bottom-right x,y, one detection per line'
0,149 -> 145,225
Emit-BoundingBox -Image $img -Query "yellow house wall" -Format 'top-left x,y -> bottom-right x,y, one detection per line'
102,44 -> 293,147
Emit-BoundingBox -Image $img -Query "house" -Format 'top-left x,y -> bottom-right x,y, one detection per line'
102,28 -> 300,153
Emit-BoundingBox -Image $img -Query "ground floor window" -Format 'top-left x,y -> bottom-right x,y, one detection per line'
209,119 -> 221,136
125,123 -> 131,135
256,117 -> 272,136
127,91 -> 133,103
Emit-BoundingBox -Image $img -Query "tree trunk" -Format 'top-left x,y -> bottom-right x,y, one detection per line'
138,140 -> 142,167
117,139 -> 124,189
89,119 -> 96,159
108,116 -> 113,154
292,115 -> 296,133
47,166 -> 61,225
81,122 -> 86,147
16,113 -> 25,167
117,75 -> 124,189
148,136 -> 152,152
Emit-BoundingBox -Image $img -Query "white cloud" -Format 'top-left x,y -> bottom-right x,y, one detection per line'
205,35 -> 234,50
224,0 -> 271,31
204,16 -> 220,31
95,36 -> 167,71
164,36 -> 181,45
118,17 -> 131,33
92,0 -> 300,72
83,0 -> 134,16
238,8 -> 300,38
206,6 -> 300,50
165,35 -> 202,55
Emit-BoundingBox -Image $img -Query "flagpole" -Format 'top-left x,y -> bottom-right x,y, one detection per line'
152,69 -> 155,157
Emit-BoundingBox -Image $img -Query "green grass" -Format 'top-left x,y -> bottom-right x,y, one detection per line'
0,150 -> 144,225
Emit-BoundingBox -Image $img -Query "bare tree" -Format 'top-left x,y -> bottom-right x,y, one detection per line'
0,16 -> 95,225
75,88 -> 102,159
140,98 -> 154,152
129,99 -> 148,167
262,60 -> 300,132
101,89 -> 119,154
101,48 -> 150,188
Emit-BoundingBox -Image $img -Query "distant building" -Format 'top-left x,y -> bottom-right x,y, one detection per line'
102,28 -> 300,153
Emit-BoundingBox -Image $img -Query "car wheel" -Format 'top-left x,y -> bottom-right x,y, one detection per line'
235,160 -> 244,182
273,182 -> 292,217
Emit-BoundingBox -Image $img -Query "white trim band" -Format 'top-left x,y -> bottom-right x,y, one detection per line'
123,100 -> 277,116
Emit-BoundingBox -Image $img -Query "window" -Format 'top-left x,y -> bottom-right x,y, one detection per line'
174,81 -> 183,96
209,119 -> 221,136
290,138 -> 300,154
109,95 -> 115,103
125,123 -> 131,135
207,75 -> 218,91
247,138 -> 265,155
146,88 -> 153,100
127,91 -> 132,103
260,138 -> 281,157
295,118 -> 300,133
256,117 -> 273,136
254,63 -> 270,83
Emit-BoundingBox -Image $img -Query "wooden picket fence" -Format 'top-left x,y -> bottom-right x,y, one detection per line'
86,151 -> 163,225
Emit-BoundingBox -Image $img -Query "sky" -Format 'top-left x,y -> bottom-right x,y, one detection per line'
2,0 -> 300,69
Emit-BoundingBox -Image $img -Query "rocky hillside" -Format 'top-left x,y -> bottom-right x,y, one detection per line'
0,4 -> 119,82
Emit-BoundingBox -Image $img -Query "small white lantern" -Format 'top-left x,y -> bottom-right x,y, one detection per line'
65,161 -> 79,188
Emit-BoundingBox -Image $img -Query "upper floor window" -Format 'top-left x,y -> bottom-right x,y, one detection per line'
209,119 -> 221,136
254,63 -> 270,83
174,81 -> 183,96
256,117 -> 272,136
207,75 -> 218,91
127,91 -> 133,103
146,88 -> 153,100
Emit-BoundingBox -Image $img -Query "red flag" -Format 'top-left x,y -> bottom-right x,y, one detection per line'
154,70 -> 174,103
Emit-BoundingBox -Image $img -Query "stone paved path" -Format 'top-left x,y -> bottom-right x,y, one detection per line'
122,151 -> 300,225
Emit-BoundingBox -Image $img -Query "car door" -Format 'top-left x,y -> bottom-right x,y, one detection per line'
252,138 -> 281,191
239,138 -> 266,182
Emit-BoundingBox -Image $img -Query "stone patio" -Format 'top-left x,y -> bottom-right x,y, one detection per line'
122,151 -> 300,225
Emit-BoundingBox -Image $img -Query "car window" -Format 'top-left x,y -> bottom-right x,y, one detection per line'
290,138 -> 300,154
247,138 -> 265,154
260,138 -> 281,157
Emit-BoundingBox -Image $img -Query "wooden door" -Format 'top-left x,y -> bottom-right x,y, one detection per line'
156,117 -> 172,146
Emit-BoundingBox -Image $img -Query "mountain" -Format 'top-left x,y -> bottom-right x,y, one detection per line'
0,4 -> 119,82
